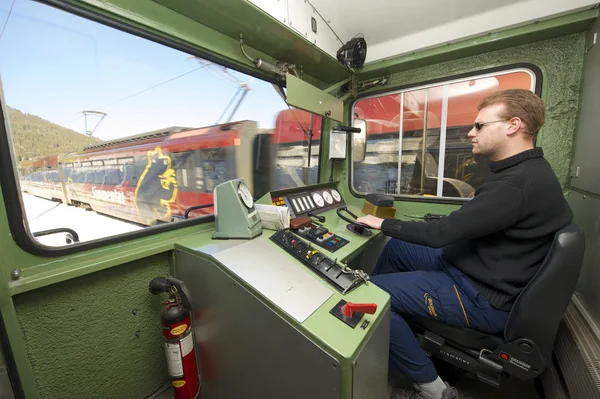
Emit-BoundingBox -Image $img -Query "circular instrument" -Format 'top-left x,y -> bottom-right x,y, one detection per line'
237,181 -> 254,208
312,192 -> 325,207
323,191 -> 333,205
331,189 -> 341,202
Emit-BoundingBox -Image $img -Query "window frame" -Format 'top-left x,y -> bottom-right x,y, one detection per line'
349,64 -> 543,204
0,0 -> 319,257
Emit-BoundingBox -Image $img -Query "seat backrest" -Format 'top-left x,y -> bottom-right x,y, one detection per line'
505,223 -> 585,363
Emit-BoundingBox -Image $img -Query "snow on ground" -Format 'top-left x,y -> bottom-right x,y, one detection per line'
22,193 -> 143,247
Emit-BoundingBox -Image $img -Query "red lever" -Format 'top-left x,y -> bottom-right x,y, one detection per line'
341,302 -> 377,317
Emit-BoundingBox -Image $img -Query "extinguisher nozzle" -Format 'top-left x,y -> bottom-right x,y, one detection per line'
149,277 -> 169,295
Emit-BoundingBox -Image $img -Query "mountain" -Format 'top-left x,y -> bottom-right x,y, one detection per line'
6,106 -> 102,161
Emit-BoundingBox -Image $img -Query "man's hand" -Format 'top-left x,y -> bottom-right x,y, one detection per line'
356,214 -> 384,230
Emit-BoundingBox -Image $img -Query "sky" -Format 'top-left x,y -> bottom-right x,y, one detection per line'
0,0 -> 288,141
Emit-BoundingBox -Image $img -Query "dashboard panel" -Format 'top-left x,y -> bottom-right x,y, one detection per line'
270,182 -> 345,219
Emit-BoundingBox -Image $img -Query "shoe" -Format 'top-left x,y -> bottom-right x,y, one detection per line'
390,386 -> 425,399
441,382 -> 459,399
391,382 -> 459,399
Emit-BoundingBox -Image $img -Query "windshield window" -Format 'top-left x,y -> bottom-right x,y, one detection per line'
0,0 -> 320,247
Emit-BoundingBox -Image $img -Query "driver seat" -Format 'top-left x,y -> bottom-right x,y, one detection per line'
407,223 -> 585,387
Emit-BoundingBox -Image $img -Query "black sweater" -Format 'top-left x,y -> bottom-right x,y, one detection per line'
381,148 -> 573,311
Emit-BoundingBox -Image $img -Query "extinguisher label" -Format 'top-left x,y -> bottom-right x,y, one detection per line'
180,332 -> 194,357
171,324 -> 187,336
165,342 -> 183,377
172,380 -> 186,388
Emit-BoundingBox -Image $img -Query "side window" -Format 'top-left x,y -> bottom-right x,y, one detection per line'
352,70 -> 536,199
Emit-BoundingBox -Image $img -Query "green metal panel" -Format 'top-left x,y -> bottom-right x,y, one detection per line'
358,8 -> 598,80
174,235 -> 391,399
568,190 -> 600,329
286,73 -> 344,122
149,0 -> 349,85
12,253 -> 171,399
56,0 -> 334,90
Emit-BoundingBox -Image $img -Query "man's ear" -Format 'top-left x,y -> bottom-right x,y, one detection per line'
506,117 -> 523,137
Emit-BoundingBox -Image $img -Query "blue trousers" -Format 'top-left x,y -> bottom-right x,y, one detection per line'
371,239 -> 510,383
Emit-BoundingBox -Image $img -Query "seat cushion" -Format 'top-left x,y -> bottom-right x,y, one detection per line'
408,316 -> 505,351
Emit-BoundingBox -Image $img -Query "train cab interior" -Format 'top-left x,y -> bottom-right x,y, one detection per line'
0,1 -> 599,399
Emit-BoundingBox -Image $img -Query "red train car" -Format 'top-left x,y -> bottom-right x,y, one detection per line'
20,121 -> 272,225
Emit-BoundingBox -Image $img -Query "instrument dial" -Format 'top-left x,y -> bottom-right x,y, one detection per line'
331,189 -> 341,202
323,191 -> 333,205
237,181 -> 254,208
312,192 -> 325,207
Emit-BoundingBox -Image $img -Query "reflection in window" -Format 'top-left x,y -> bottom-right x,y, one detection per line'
352,70 -> 536,199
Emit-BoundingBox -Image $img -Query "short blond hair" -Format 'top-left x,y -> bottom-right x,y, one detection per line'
478,89 -> 545,138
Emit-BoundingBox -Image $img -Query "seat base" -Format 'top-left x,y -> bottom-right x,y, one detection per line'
406,315 -> 505,351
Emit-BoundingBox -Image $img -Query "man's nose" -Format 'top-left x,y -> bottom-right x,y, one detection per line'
467,127 -> 477,139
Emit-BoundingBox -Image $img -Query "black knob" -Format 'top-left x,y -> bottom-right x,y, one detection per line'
520,343 -> 532,353
308,212 -> 325,223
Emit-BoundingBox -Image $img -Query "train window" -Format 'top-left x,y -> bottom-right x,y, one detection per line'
0,0 -> 320,248
105,169 -> 121,186
352,69 -> 537,199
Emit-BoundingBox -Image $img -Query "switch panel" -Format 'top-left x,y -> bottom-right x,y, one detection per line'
270,230 -> 362,293
293,223 -> 349,253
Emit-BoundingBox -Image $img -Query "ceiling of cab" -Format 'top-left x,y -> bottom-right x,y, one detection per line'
252,0 -> 599,64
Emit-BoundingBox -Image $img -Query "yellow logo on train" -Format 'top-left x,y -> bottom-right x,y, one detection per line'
134,147 -> 178,225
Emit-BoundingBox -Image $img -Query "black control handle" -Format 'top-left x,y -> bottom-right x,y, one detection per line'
336,206 -> 371,230
308,212 -> 325,223
184,203 -> 214,219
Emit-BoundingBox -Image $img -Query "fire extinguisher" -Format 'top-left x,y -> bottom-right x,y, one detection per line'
150,277 -> 200,399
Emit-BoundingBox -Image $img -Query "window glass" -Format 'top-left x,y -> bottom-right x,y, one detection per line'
0,0 -> 320,247
352,70 -> 535,199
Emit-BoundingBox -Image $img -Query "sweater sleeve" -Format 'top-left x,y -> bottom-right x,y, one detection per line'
381,181 -> 523,247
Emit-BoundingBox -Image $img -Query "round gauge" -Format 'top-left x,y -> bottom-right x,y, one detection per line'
323,191 -> 333,205
237,181 -> 254,208
331,189 -> 341,202
312,192 -> 325,207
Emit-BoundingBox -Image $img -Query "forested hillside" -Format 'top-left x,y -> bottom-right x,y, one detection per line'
6,107 -> 102,160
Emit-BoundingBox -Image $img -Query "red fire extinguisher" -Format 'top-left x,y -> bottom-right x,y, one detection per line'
150,277 -> 200,399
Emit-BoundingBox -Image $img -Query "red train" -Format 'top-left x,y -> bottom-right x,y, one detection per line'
18,111 -> 322,226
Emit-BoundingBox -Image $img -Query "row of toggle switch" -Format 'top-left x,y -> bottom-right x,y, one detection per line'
269,230 -> 363,293
293,223 -> 349,253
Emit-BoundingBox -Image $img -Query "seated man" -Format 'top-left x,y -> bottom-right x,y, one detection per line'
357,89 -> 573,399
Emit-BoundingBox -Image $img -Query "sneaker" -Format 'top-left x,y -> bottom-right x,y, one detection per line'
441,382 -> 459,399
390,386 -> 425,399
391,382 -> 459,399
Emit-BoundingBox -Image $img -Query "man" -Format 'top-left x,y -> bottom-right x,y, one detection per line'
357,89 -> 573,399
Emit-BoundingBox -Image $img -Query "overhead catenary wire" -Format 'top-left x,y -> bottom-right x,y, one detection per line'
95,64 -> 209,111
0,0 -> 16,43
62,63 -> 210,126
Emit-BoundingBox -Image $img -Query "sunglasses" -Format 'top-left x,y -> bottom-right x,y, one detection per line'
473,119 -> 510,131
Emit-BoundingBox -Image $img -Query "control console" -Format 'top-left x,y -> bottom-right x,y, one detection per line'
270,230 -> 366,293
293,223 -> 349,253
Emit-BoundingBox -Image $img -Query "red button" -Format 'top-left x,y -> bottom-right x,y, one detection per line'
499,352 -> 510,361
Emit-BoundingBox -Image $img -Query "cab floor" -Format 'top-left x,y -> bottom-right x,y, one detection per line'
149,374 -> 542,399
453,375 -> 541,399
